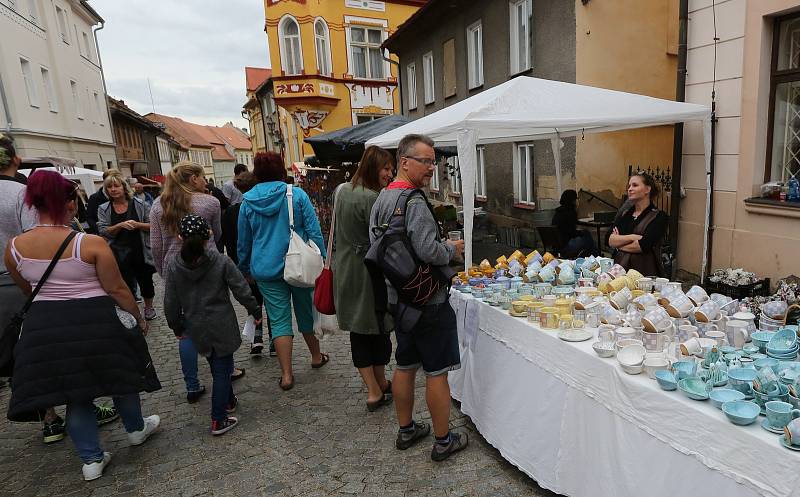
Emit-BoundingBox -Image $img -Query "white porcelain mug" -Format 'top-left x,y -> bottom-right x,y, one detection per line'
677,324 -> 700,343
609,287 -> 633,310
666,294 -> 694,318
634,293 -> 659,310
785,418 -> 800,446
653,277 -> 670,293
680,337 -> 705,356
695,299 -> 721,322
705,330 -> 727,347
643,307 -> 672,333
725,319 -> 750,349
686,285 -> 709,305
642,330 -> 670,353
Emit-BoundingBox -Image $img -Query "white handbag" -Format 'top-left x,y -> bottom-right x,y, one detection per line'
283,184 -> 324,287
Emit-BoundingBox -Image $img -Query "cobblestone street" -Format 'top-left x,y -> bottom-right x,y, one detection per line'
0,282 -> 556,497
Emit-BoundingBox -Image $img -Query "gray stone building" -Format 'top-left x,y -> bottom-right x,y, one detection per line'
384,0 -> 576,241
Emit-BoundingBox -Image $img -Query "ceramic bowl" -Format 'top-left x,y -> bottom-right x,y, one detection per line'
644,357 -> 671,379
754,357 -> 781,373
762,300 -> 789,320
616,338 -> 644,352
742,345 -> 759,356
768,329 -> 798,352
709,388 -> 746,409
678,377 -> 711,400
728,367 -> 758,396
620,362 -> 644,375
672,360 -> 697,381
592,341 -> 616,358
617,344 -> 646,367
722,400 -> 761,425
655,370 -> 678,391
788,392 -> 800,410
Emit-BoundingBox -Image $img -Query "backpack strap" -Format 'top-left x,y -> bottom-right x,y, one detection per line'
286,184 -> 295,230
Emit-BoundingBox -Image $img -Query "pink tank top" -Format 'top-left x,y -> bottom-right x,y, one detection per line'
11,232 -> 108,301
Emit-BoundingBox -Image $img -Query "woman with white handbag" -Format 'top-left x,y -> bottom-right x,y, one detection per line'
237,152 -> 327,391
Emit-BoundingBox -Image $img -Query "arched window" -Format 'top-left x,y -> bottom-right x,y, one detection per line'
279,16 -> 303,76
314,19 -> 332,76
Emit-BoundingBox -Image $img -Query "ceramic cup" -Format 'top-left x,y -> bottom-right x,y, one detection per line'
785,418 -> 800,445
609,276 -> 628,293
607,264 -> 626,279
539,266 -> 556,283
643,307 -> 672,333
534,283 -> 552,298
577,277 -> 595,288
634,293 -> 659,310
705,330 -> 728,347
666,294 -> 694,318
680,337 -> 709,357
609,287 -> 633,310
725,320 -> 750,349
653,277 -> 670,293
695,300 -> 721,323
767,401 -> 800,430
686,285 -> 709,306
637,277 -> 655,293
672,360 -> 698,381
677,324 -> 700,343
558,270 -> 576,285
642,329 -> 670,353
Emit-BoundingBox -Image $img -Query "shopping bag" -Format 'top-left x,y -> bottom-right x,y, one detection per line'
241,315 -> 256,344
313,309 -> 338,337
314,268 -> 336,315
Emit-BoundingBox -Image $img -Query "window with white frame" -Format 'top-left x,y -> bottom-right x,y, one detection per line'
82,31 -> 93,61
349,26 -> 385,79
314,19 -> 332,76
476,146 -> 486,198
74,25 -> 84,56
515,143 -> 535,205
406,63 -> 417,110
509,0 -> 532,74
19,58 -> 38,107
40,67 -> 57,112
447,156 -> 461,195
55,5 -> 69,43
467,21 -> 484,89
430,159 -> 440,191
423,52 -> 434,104
70,80 -> 82,119
279,16 -> 303,76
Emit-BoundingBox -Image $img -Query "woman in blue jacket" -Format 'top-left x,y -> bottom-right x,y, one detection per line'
237,152 -> 327,391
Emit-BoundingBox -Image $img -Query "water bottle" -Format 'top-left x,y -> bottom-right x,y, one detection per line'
788,175 -> 800,202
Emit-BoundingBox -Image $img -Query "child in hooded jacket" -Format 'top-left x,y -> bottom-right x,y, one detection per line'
164,214 -> 262,435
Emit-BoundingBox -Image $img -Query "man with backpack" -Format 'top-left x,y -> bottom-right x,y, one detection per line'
368,134 -> 468,462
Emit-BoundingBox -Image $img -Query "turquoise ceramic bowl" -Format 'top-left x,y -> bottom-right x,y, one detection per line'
672,360 -> 697,381
742,345 -> 759,356
709,388 -> 745,409
751,332 -> 775,352
678,377 -> 710,400
722,400 -> 761,425
768,329 -> 798,353
655,370 -> 677,391
728,367 -> 758,396
754,357 -> 780,373
719,345 -> 737,355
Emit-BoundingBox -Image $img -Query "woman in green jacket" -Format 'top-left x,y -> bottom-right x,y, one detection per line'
332,146 -> 395,411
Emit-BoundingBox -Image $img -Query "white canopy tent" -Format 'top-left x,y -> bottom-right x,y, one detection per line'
19,163 -> 105,194
367,77 -> 713,278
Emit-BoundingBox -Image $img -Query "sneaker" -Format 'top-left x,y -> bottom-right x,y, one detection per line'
127,415 -> 160,446
135,296 -> 143,304
43,417 -> 65,444
82,452 -> 112,481
395,420 -> 430,450
269,341 -> 277,357
225,396 -> 238,414
430,430 -> 469,462
143,307 -> 157,321
250,342 -> 264,355
210,416 -> 238,436
187,386 -> 206,403
95,404 -> 119,426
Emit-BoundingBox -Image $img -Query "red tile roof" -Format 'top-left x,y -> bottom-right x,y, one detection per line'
245,67 -> 272,92
145,113 -> 212,149
145,113 -> 251,163
212,123 -> 252,150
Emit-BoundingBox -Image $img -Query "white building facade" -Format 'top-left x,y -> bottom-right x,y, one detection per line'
0,0 -> 116,169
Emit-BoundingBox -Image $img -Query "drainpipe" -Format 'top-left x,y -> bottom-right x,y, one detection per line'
383,55 -> 403,115
0,70 -> 11,131
93,20 -> 116,170
669,0 -> 689,278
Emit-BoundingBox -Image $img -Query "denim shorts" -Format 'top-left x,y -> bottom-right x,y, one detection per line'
395,302 -> 461,376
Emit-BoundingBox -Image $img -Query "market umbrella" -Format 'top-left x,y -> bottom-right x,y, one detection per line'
305,115 -> 456,164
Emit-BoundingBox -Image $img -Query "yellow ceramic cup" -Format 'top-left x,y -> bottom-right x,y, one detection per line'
609,276 -> 628,293
542,252 -> 555,265
511,301 -> 527,314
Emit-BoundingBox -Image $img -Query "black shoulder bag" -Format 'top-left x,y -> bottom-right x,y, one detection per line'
0,231 -> 77,376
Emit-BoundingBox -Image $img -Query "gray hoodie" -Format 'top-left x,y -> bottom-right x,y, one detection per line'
163,248 -> 261,357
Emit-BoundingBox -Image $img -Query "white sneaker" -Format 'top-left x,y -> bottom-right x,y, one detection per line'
127,415 -> 160,446
82,452 -> 112,481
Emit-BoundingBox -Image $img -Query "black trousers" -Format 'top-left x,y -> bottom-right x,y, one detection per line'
120,254 -> 155,300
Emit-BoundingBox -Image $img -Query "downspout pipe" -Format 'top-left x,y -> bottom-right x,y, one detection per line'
93,20 -> 116,169
669,0 -> 689,278
383,55 -> 403,115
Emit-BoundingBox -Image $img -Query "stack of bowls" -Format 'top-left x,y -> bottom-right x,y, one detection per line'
767,329 -> 799,360
751,331 -> 776,354
728,367 -> 758,398
617,344 -> 646,375
760,314 -> 785,332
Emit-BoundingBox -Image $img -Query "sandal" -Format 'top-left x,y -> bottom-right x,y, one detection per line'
311,353 -> 330,369
231,368 -> 246,381
366,393 -> 392,412
382,380 -> 393,400
279,376 -> 294,391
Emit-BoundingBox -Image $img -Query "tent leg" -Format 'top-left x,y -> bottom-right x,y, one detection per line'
550,136 -> 563,197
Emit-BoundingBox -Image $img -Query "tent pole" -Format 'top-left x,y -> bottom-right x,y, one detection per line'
669,0 -> 689,278
551,135 -> 563,197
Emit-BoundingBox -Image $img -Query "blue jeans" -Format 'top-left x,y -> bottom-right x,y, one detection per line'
66,394 -> 144,463
207,351 -> 234,422
178,336 -> 201,392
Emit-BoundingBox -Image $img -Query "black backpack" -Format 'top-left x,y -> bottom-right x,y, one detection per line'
364,189 -> 456,329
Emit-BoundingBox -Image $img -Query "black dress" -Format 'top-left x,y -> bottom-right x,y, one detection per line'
611,203 -> 668,276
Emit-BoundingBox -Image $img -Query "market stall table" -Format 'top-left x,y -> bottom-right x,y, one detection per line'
577,217 -> 613,254
448,290 -> 799,497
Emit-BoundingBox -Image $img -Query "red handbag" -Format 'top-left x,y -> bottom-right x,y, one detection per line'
314,186 -> 339,315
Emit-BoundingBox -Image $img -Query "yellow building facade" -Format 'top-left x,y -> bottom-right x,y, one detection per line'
264,0 -> 425,167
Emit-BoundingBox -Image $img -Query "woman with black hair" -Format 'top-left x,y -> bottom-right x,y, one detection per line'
551,189 -> 597,258
609,172 -> 669,277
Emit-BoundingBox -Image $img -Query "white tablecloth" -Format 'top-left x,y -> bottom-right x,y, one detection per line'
448,291 -> 798,497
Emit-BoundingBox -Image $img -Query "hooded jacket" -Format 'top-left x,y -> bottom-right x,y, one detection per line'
163,248 -> 261,357
236,182 -> 326,282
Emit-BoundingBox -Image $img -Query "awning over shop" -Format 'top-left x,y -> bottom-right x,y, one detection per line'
367,77 -> 713,279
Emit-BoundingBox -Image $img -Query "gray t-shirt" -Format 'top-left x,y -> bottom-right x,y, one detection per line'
369,187 -> 455,305
222,179 -> 243,205
0,177 -> 37,273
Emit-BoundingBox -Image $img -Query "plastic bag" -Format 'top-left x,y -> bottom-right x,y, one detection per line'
313,308 -> 338,338
241,316 -> 256,344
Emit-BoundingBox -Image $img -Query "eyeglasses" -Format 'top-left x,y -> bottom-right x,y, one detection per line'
402,156 -> 435,166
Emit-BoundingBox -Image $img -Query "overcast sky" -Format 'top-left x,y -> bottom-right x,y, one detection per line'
91,0 -> 271,130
